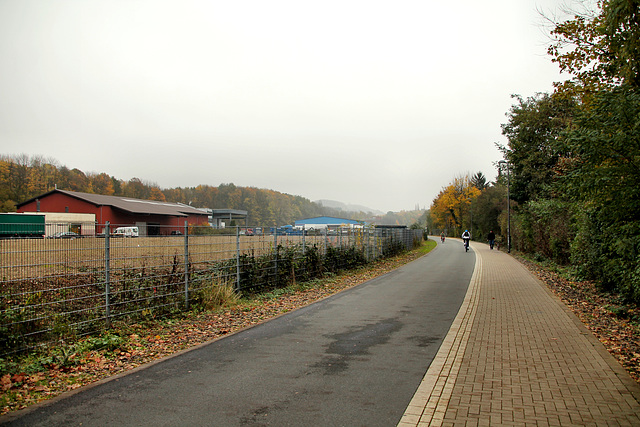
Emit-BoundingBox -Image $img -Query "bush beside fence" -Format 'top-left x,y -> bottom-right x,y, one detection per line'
0,223 -> 423,356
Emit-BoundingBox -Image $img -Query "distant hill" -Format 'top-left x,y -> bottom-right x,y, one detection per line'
315,199 -> 384,215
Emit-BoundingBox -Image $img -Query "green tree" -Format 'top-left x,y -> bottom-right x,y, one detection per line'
500,93 -> 576,204
525,0 -> 640,300
563,87 -> 640,300
499,91 -> 580,261
471,184 -> 506,245
471,171 -> 489,190
545,0 -> 640,301
563,88 -> 640,220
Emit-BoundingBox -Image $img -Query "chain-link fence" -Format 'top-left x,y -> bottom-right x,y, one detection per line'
1,222 -> 423,356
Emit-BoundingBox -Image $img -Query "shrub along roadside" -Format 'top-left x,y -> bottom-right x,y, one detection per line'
0,240 -> 436,415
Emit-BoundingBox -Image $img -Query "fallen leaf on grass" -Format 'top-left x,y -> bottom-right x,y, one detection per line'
1,374 -> 11,391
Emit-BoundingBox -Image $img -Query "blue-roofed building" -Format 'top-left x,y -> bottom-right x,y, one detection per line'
294,216 -> 364,230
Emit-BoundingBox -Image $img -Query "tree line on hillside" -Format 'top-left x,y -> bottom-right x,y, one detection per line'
0,154 -> 423,226
430,1 -> 640,303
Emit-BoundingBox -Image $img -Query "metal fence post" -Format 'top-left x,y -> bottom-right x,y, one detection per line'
274,228 -> 278,281
372,227 -> 376,260
235,226 -> 241,292
323,227 -> 327,256
184,221 -> 189,310
363,226 -> 367,261
104,221 -> 111,327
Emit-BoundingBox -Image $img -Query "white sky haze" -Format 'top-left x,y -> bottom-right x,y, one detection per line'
0,0 -> 574,212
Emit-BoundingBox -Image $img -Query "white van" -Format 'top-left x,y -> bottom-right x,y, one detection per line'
114,226 -> 139,237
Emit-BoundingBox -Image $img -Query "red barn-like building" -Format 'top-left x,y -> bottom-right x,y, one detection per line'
17,189 -> 209,236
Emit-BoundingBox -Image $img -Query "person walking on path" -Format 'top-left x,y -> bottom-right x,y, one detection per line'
487,230 -> 495,249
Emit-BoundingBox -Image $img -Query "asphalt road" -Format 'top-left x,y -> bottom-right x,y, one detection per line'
2,239 -> 475,427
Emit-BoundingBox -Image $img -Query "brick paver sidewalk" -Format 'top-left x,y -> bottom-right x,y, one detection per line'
399,242 -> 640,426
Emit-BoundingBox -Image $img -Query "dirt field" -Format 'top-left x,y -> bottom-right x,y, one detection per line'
0,233 -> 346,282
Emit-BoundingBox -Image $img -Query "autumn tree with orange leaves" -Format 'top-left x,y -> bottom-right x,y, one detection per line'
430,174 -> 480,237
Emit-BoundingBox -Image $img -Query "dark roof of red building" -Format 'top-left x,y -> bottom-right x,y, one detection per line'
18,189 -> 208,218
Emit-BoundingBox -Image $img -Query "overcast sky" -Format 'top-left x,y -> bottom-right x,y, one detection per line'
0,0 -> 575,212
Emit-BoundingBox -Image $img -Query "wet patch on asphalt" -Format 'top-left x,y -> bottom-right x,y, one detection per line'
312,318 -> 403,375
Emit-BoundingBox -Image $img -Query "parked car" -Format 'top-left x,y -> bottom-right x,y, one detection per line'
50,231 -> 79,239
114,226 -> 139,237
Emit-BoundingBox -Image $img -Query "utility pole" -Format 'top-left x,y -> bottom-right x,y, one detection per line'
498,160 -> 511,253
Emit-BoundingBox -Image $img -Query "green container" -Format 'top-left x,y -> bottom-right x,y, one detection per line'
0,213 -> 45,238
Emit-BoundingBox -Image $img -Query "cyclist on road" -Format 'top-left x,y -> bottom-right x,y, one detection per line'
461,230 -> 471,251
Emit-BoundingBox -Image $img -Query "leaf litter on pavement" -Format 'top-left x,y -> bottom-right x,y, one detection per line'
518,257 -> 640,385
